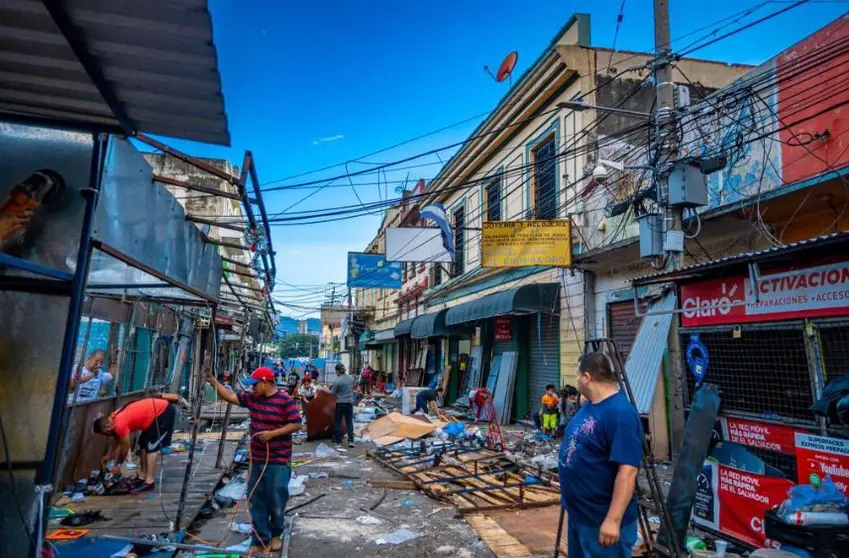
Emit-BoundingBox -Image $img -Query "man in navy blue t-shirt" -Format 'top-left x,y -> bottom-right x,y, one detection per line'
559,352 -> 643,558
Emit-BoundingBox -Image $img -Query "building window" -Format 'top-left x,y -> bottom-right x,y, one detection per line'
434,262 -> 442,285
486,177 -> 502,221
453,205 -> 465,276
532,135 -> 557,220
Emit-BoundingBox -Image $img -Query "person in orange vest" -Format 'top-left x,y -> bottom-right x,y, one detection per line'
540,384 -> 561,436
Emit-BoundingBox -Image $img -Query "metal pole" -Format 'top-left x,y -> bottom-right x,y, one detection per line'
216,313 -> 248,468
553,506 -> 566,557
175,309 -> 215,530
31,133 -> 106,558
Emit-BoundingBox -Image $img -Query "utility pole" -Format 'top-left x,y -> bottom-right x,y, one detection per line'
653,0 -> 682,270
654,0 -> 686,451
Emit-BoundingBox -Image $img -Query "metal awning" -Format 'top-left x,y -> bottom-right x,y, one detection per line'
365,328 -> 397,347
394,317 -> 415,337
625,291 -> 677,414
0,0 -> 230,145
359,330 -> 374,343
411,310 -> 449,339
445,283 -> 560,326
632,232 -> 849,287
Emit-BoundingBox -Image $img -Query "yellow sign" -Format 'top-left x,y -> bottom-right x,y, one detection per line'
481,220 -> 572,268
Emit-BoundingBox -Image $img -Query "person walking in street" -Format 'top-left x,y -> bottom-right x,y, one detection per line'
411,387 -> 443,415
540,384 -> 560,435
559,352 -> 642,558
92,392 -> 180,494
359,363 -> 374,396
206,366 -> 302,554
328,363 -> 356,448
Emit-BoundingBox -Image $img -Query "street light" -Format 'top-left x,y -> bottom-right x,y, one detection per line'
558,101 -> 655,120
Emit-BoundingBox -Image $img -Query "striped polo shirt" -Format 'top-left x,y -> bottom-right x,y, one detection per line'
237,390 -> 302,465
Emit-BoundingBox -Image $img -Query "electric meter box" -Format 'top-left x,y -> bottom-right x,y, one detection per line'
637,213 -> 664,258
668,164 -> 708,208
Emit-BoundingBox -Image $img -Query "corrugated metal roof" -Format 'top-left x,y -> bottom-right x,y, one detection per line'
632,232 -> 849,286
0,0 -> 230,145
624,291 -> 676,414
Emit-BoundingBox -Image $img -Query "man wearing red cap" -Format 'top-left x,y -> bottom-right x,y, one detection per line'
207,366 -> 302,553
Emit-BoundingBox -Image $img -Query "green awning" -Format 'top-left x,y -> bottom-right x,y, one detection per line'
365,328 -> 397,347
411,310 -> 448,339
445,283 -> 560,326
359,330 -> 375,343
394,318 -> 415,337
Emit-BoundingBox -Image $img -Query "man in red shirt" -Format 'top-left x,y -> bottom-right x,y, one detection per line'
92,393 -> 180,493
207,366 -> 302,554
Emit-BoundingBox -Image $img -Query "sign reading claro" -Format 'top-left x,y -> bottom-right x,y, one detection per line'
679,259 -> 849,327
682,281 -> 744,320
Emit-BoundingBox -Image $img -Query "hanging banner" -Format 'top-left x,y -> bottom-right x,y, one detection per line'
795,433 -> 849,495
680,258 -> 849,326
721,417 -> 801,455
481,220 -> 572,268
693,462 -> 794,547
346,252 -> 402,289
495,316 -> 512,341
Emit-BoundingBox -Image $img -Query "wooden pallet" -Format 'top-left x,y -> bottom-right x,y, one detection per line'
369,444 -> 561,514
465,514 -> 533,558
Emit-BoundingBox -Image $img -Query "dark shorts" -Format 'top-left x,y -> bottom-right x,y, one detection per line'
137,403 -> 175,453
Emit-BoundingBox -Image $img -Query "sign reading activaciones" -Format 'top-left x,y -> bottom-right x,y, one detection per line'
481,220 -> 571,268
680,259 -> 849,326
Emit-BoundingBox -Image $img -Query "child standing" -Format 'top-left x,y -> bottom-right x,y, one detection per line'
540,384 -> 560,435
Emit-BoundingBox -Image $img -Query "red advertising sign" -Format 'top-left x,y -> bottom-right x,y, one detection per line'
795,433 -> 849,496
495,316 -> 512,342
722,417 -> 800,455
694,462 -> 794,547
681,259 -> 849,326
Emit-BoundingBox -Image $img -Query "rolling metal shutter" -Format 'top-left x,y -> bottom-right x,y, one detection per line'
528,313 -> 560,416
607,301 -> 644,362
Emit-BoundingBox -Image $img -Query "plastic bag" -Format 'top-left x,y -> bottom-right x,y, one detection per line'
215,477 -> 247,501
375,529 -> 419,545
288,474 -> 308,496
779,476 -> 849,519
315,443 -> 339,458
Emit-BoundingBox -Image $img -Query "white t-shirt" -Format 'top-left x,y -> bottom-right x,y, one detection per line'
67,366 -> 113,404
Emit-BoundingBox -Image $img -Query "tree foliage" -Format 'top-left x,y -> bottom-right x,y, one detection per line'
277,333 -> 319,359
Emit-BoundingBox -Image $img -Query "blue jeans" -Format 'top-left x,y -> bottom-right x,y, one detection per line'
412,394 -> 431,414
567,520 -> 638,558
248,463 -> 291,545
333,402 -> 354,444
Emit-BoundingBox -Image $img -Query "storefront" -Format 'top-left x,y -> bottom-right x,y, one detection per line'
410,309 -> 473,400
364,328 -> 398,387
633,233 -> 849,548
445,283 -> 560,420
393,317 -> 416,386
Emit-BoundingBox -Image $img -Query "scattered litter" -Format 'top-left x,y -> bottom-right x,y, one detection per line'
289,474 -> 309,497
60,510 -> 111,526
46,528 -> 89,540
308,471 -> 329,479
70,492 -> 86,502
401,499 -> 415,506
437,546 -> 456,554
226,537 -> 252,552
342,480 -> 354,488
215,476 -> 247,501
213,493 -> 236,508
528,453 -> 558,470
233,448 -> 249,465
48,507 -> 73,521
427,507 -> 452,517
124,462 -> 138,471
374,528 -> 419,545
524,475 -> 541,485
110,544 -> 133,558
229,522 -> 253,534
315,443 -> 339,458
356,515 -> 382,525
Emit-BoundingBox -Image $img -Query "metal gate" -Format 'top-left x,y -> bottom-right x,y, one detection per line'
607,301 -> 645,362
529,312 -> 560,415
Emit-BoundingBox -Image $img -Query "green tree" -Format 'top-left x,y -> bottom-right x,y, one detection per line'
277,333 -> 319,359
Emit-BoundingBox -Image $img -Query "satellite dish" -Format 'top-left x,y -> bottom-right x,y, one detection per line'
484,51 -> 518,84
496,51 -> 518,82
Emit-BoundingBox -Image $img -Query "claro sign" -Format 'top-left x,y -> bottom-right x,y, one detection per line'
681,259 -> 849,326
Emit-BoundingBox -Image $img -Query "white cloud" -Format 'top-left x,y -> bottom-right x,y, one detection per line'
312,134 -> 345,146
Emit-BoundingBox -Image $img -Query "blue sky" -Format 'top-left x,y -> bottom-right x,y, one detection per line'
162,0 -> 849,316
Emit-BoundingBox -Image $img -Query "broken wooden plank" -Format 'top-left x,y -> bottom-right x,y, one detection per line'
368,480 -> 416,490
465,514 -> 533,558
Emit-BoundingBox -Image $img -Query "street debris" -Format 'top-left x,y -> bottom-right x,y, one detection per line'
374,528 -> 420,545
355,514 -> 382,525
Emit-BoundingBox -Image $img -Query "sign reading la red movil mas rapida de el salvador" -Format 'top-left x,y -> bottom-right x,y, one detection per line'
680,259 -> 849,327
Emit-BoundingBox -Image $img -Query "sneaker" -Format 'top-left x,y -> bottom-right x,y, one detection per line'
270,536 -> 283,551
249,545 -> 269,555
348,442 -> 355,448
127,477 -> 145,489
131,481 -> 155,494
